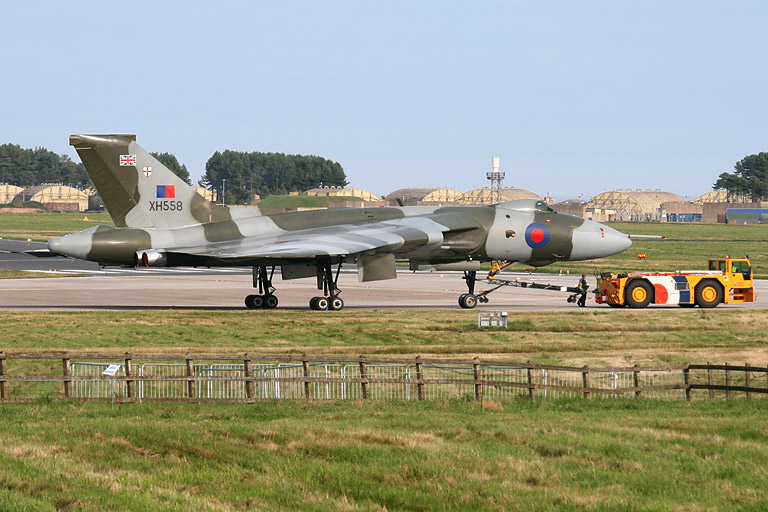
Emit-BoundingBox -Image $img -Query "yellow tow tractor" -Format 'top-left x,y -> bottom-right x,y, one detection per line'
594,257 -> 755,308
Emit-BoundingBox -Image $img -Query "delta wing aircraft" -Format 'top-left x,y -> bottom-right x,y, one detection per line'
47,135 -> 632,310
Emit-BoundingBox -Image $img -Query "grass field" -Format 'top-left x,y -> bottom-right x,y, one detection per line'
2,309 -> 768,367
0,212 -> 113,241
2,399 -> 768,511
2,310 -> 768,510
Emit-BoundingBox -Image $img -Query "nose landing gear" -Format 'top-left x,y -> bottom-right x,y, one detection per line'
458,270 -> 490,309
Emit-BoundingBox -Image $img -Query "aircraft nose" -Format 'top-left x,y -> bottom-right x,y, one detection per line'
570,220 -> 632,260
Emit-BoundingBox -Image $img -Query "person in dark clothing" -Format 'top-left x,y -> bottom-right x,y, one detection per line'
577,274 -> 589,307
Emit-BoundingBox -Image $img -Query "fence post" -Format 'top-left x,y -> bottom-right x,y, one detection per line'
62,355 -> 71,398
473,357 -> 483,403
302,355 -> 313,400
526,361 -> 534,399
683,365 -> 691,401
0,351 -> 6,400
745,363 -> 751,400
633,364 -> 641,398
725,362 -> 731,400
707,362 -> 714,401
415,356 -> 424,401
582,365 -> 590,399
359,356 -> 368,400
185,353 -> 196,399
244,355 -> 254,400
124,353 -> 134,400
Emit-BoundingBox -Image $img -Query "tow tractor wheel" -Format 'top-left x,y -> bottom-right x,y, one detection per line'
625,280 -> 653,308
459,293 -> 478,309
695,280 -> 724,308
329,297 -> 344,311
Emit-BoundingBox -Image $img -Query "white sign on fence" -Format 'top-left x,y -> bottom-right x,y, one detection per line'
102,364 -> 121,376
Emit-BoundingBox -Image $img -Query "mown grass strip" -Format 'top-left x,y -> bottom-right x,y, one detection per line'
2,309 -> 767,367
1,399 -> 767,511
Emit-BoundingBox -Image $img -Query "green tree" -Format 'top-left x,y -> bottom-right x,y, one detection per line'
202,150 -> 347,204
151,152 -> 191,185
0,144 -> 89,188
714,152 -> 768,202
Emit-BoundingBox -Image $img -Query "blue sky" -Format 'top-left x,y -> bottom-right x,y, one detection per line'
2,1 -> 767,201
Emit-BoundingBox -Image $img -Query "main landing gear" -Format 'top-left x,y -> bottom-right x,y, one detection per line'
310,258 -> 344,311
245,265 -> 279,309
245,259 -> 345,311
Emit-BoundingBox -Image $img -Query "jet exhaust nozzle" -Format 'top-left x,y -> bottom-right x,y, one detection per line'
135,249 -> 167,267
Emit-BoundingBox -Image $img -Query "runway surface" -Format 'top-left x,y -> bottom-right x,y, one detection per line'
2,239 -> 767,311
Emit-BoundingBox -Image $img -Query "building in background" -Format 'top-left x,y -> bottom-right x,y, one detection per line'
13,184 -> 88,212
0,184 -> 23,204
586,190 -> 685,222
304,187 -> 379,202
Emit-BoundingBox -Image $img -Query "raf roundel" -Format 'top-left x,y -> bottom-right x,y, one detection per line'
525,222 -> 550,249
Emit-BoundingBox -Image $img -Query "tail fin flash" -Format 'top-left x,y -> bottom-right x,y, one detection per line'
70,134 -> 228,228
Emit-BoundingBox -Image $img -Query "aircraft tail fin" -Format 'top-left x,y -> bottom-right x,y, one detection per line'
70,134 -> 228,228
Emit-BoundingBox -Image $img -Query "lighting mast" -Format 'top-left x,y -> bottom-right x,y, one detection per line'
486,157 -> 505,204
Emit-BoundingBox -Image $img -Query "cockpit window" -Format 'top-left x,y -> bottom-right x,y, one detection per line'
497,198 -> 558,213
535,201 -> 557,213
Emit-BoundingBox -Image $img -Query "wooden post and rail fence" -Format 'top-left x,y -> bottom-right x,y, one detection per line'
0,351 -> 766,403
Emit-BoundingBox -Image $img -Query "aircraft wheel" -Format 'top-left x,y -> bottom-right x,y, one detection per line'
329,297 -> 344,311
695,280 -> 723,308
309,297 -> 320,310
459,293 -> 477,309
479,296 -> 489,304
264,295 -> 279,309
316,297 -> 329,311
624,280 -> 653,308
251,295 -> 264,308
458,293 -> 468,307
245,294 -> 259,309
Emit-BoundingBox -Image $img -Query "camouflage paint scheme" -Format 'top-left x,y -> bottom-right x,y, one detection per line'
48,135 -> 632,308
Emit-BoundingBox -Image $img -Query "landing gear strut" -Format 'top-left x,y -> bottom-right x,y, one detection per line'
310,258 -> 344,311
458,269 -> 493,309
245,265 -> 279,309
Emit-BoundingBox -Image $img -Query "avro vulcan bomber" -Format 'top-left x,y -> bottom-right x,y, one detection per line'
48,135 -> 632,310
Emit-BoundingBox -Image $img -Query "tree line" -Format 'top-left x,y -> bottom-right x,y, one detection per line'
0,143 -> 347,205
713,153 -> 768,202
201,150 -> 347,205
0,144 -> 89,188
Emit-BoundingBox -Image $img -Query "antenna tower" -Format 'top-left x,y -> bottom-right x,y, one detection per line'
486,157 -> 505,204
